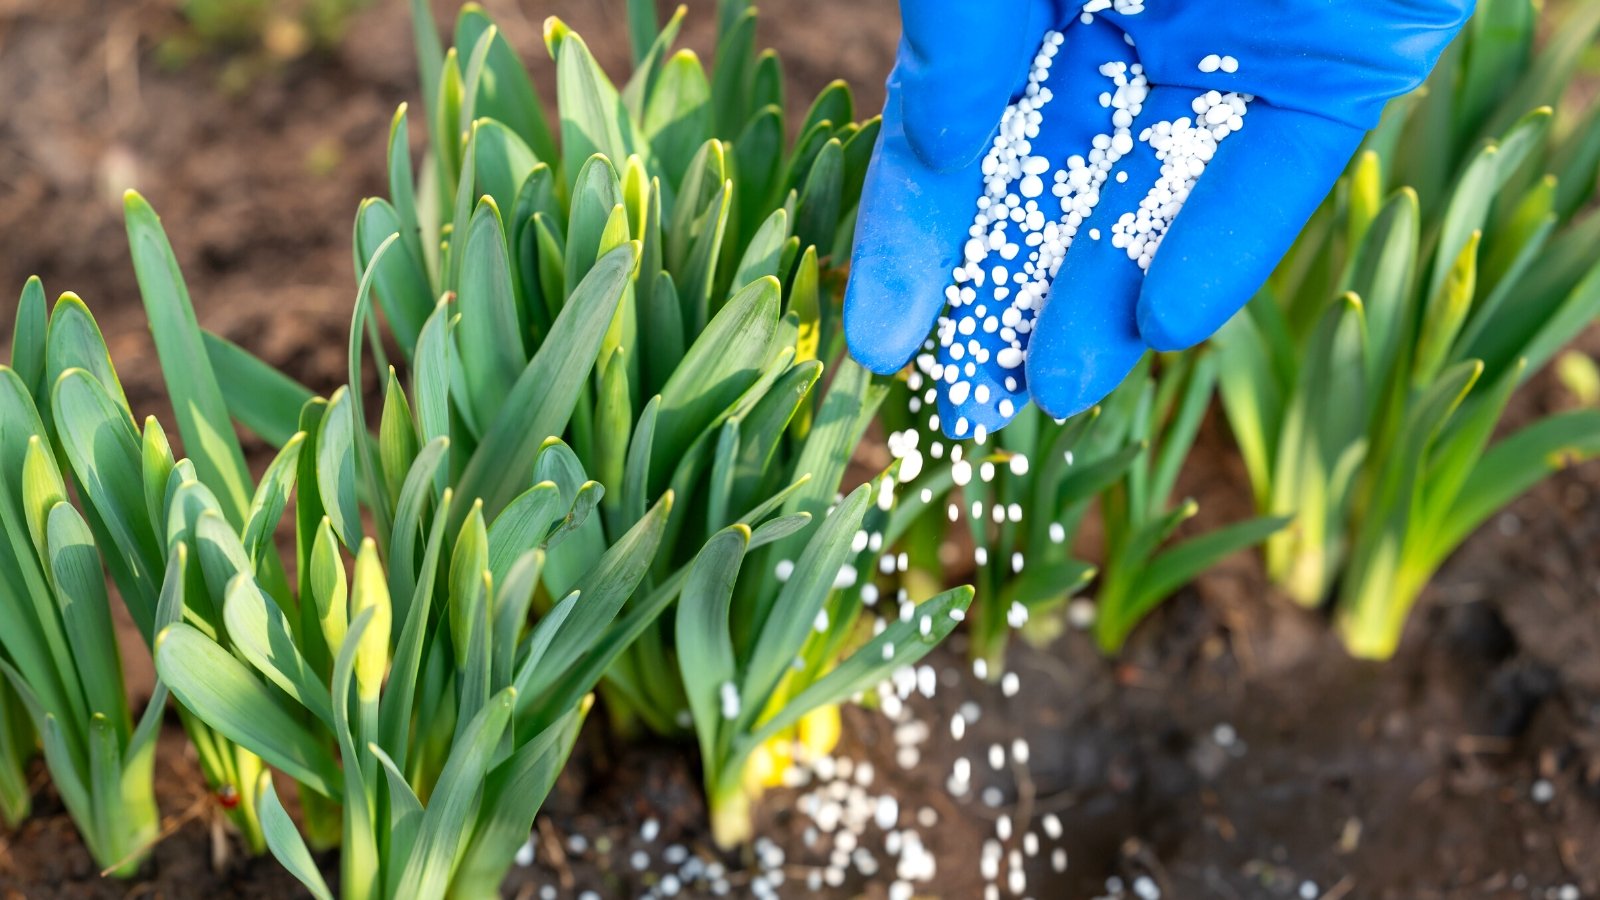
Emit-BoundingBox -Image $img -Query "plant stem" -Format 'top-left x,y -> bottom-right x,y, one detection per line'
1338,558 -> 1427,661
709,785 -> 753,850
0,685 -> 32,828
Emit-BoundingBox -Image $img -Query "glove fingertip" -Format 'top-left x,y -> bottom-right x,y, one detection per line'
1027,344 -> 1143,422
843,269 -> 929,376
1136,278 -> 1220,353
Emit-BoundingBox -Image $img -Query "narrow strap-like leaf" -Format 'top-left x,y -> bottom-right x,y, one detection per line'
257,774 -> 335,900
457,242 -> 638,520
740,482 -> 872,726
242,434 -> 304,572
652,276 -> 780,486
126,544 -> 187,764
450,703 -> 586,897
316,387 -> 362,550
44,502 -> 128,737
487,482 -> 563,588
456,7 -> 557,166
516,493 -> 671,710
368,742 -> 424,877
44,293 -> 129,418
1108,516 -> 1293,652
155,624 -> 342,797
124,192 -> 252,527
395,688 -> 516,899
745,587 -> 973,753
554,28 -> 641,190
223,574 -> 335,729
379,488 -> 453,771
200,330 -> 314,448
10,277 -> 48,401
675,526 -> 748,780
456,198 -> 527,428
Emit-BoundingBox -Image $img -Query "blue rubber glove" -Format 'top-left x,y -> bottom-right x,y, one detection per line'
845,0 -> 1474,438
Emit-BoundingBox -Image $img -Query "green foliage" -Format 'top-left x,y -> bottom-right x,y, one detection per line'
186,0 -> 966,855
0,681 -> 31,828
675,487 -> 973,847
138,0 -> 947,871
1089,354 -> 1290,652
127,191 -> 660,896
1217,0 -> 1600,658
0,279 -> 193,875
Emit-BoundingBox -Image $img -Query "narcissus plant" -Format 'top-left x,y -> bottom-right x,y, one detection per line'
1215,0 -> 1600,657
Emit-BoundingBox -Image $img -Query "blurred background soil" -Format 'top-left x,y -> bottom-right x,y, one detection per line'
1,1 -> 1599,897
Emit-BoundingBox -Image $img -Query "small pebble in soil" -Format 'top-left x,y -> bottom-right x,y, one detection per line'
1532,778 -> 1555,804
1212,722 -> 1238,748
1133,874 -> 1162,899
1069,598 -> 1098,629
1299,880 -> 1320,899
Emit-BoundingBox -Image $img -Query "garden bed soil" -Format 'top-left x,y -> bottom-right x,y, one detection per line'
3,1 -> 1600,897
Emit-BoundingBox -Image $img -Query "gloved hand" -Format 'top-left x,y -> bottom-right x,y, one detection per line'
845,0 -> 1474,439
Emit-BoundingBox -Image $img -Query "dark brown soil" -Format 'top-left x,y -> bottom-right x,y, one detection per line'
3,1 -> 1600,898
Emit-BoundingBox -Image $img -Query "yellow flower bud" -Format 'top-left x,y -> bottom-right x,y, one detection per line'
350,538 -> 391,701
